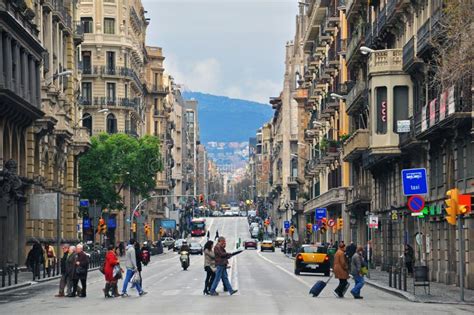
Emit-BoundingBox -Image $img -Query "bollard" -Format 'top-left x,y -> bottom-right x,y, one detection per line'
389,267 -> 392,287
1,265 -> 5,288
14,264 -> 18,285
8,266 -> 12,286
393,268 -> 397,289
398,267 -> 402,289
43,264 -> 46,278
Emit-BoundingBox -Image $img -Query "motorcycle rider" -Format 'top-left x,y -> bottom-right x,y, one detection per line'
180,240 -> 190,267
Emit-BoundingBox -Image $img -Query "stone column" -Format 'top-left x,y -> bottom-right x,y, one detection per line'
5,35 -> 12,91
22,50 -> 29,101
14,42 -> 21,94
36,61 -> 41,107
29,58 -> 36,107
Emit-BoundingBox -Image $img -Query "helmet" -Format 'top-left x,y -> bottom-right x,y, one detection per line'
182,240 -> 188,245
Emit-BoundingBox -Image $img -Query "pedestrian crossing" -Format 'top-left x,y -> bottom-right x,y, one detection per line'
146,288 -> 309,297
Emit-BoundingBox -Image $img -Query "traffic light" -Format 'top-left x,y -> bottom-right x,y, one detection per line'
199,194 -> 204,203
306,223 -> 312,234
458,194 -> 472,215
132,222 -> 137,233
337,218 -> 343,230
289,225 -> 295,237
144,223 -> 150,237
97,218 -> 107,234
319,218 -> 327,234
159,226 -> 164,237
445,188 -> 460,225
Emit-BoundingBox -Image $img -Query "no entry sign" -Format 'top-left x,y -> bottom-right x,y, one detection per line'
407,195 -> 425,213
327,219 -> 335,227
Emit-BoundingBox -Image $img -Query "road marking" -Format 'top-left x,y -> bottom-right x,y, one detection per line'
257,251 -> 311,289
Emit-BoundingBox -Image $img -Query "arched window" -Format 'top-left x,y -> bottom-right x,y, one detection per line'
106,113 -> 117,134
82,113 -> 92,135
291,157 -> 298,177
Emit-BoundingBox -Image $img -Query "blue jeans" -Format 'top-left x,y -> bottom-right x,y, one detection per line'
210,265 -> 233,294
351,274 -> 365,297
122,269 -> 143,294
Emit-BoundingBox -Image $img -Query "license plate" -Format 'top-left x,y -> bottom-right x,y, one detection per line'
308,264 -> 319,269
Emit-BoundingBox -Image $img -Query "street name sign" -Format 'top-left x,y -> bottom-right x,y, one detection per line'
401,168 -> 428,196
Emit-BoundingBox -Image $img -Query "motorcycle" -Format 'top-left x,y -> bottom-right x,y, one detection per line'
180,251 -> 189,270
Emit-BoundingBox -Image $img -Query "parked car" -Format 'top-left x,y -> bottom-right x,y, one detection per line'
173,239 -> 186,252
244,239 -> 258,249
260,240 -> 275,252
189,242 -> 203,255
251,227 -> 259,239
294,245 -> 330,276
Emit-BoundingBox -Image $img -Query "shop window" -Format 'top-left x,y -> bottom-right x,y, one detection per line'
376,87 -> 388,134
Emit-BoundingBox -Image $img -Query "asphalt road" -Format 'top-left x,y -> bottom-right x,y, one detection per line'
0,217 -> 471,315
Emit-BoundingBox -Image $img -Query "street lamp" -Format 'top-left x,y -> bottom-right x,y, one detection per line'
330,93 -> 346,100
45,70 -> 73,84
73,108 -> 109,129
360,46 -> 376,55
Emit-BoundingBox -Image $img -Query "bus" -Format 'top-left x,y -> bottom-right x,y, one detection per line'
190,218 -> 206,237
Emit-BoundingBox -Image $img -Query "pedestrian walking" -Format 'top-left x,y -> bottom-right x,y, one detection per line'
214,230 -> 219,240
65,246 -> 77,296
121,239 -> 146,297
404,244 -> 414,275
209,237 -> 238,296
203,240 -> 216,295
26,240 -> 44,279
333,243 -> 349,298
55,244 -> 70,297
118,242 -> 125,257
70,244 -> 89,298
207,230 -> 210,240
134,242 -> 144,288
104,244 -> 120,298
44,243 -> 56,277
350,246 -> 365,299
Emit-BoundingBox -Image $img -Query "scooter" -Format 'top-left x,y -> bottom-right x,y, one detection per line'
180,251 -> 189,270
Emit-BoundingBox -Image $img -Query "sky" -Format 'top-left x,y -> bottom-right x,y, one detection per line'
142,0 -> 298,104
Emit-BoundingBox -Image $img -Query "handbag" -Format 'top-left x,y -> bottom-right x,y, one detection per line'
360,266 -> 368,276
131,272 -> 141,284
113,265 -> 122,279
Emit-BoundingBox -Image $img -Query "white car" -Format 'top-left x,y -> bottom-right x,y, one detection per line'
224,211 -> 233,216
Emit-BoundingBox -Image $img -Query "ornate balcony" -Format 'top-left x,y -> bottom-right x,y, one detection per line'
304,187 -> 348,213
346,23 -> 365,65
368,48 -> 403,75
402,36 -> 422,74
346,80 -> 367,115
346,184 -> 371,208
342,129 -> 369,161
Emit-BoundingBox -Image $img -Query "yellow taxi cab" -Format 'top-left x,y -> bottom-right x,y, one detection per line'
294,244 -> 330,276
260,240 -> 275,252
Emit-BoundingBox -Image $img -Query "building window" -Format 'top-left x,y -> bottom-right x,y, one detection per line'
81,82 -> 92,104
393,86 -> 409,133
82,51 -> 92,74
82,113 -> 92,135
106,51 -> 115,74
106,83 -> 116,104
106,114 -> 117,134
104,18 -> 115,34
81,17 -> 93,33
376,86 -> 388,134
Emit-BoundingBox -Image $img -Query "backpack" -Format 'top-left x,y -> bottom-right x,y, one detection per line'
141,250 -> 150,265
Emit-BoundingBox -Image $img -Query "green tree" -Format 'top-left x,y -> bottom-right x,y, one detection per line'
79,133 -> 163,210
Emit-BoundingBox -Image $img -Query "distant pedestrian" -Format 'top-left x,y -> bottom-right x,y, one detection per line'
141,242 -> 151,267
209,237 -> 238,296
203,240 -> 216,295
118,242 -> 125,257
121,239 -> 146,297
333,243 -> 349,298
404,244 -> 414,274
215,230 -> 219,240
70,244 -> 89,298
104,244 -> 120,298
65,246 -> 77,296
207,230 -> 210,240
350,246 -> 365,299
55,244 -> 70,297
44,243 -> 56,277
26,240 -> 44,279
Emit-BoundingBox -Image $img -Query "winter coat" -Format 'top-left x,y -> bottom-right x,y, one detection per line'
26,243 -> 44,268
65,253 -> 77,278
134,244 -> 143,272
73,251 -> 89,280
104,250 -> 119,282
125,245 -> 137,270
60,252 -> 68,275
214,243 -> 231,266
333,249 -> 349,280
345,243 -> 356,260
204,248 -> 216,269
44,246 -> 56,268
350,252 -> 364,277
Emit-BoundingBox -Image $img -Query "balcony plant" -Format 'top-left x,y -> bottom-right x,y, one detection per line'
339,133 -> 352,144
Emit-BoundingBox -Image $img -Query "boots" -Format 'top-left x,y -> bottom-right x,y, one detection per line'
103,283 -> 111,298
111,282 -> 120,297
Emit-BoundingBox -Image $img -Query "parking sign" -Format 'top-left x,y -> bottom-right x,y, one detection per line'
284,221 -> 290,229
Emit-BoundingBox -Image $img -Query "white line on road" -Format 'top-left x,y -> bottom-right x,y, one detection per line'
257,251 -> 311,289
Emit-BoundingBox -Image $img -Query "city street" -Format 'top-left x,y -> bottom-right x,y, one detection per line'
0,217 -> 471,315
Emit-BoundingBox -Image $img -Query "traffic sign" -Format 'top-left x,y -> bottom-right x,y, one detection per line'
83,217 -> 91,229
315,208 -> 327,220
79,199 -> 89,207
312,224 -> 319,232
407,195 -> 425,213
327,219 -> 335,227
369,215 -> 378,229
284,221 -> 290,229
401,168 -> 428,196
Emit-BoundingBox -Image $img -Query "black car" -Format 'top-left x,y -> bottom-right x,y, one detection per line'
189,242 -> 203,255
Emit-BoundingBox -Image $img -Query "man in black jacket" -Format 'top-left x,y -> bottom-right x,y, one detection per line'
55,244 -> 70,297
70,244 -> 89,298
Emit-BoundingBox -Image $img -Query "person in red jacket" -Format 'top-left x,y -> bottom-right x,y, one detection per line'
104,244 -> 120,298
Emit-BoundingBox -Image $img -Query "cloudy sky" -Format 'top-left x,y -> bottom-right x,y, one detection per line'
142,0 -> 298,104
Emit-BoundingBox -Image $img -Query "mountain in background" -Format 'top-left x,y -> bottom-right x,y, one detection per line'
182,91 -> 273,143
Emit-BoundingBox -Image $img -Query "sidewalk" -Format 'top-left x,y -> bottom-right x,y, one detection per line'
365,268 -> 474,305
